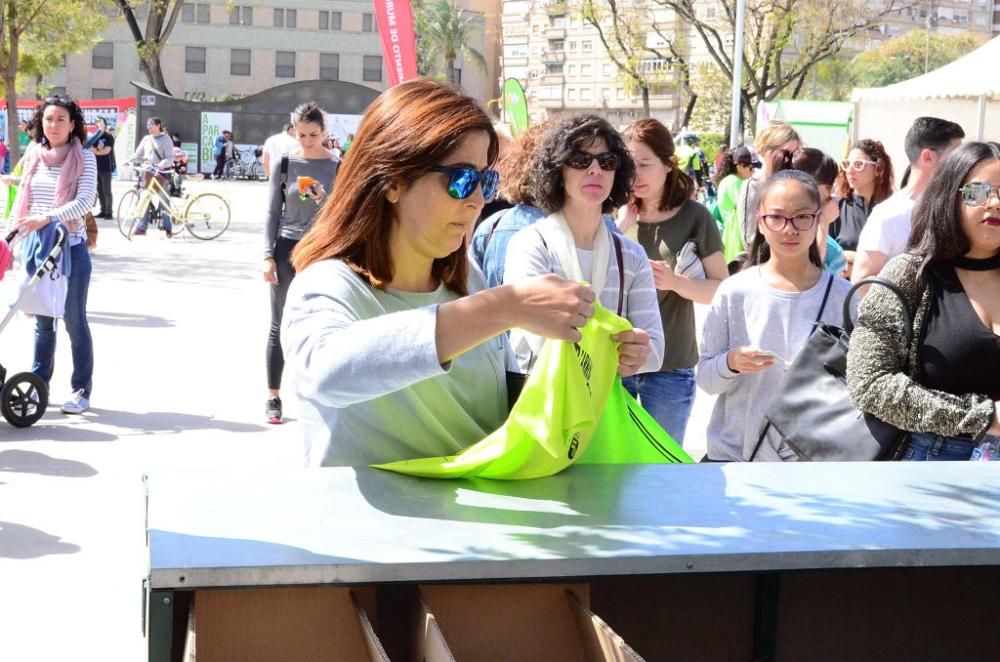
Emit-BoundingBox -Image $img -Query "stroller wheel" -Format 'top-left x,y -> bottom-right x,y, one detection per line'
1,372 -> 48,428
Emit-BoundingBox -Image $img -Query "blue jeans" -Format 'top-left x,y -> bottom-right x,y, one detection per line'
32,242 -> 94,398
901,432 -> 976,461
623,368 -> 695,446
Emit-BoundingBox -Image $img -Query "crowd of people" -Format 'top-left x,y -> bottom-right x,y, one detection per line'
1,81 -> 997,466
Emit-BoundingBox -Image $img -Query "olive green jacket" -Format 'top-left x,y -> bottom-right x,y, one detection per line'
847,253 -> 995,439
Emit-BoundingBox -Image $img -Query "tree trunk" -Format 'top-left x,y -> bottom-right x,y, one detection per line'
682,92 -> 698,127
641,85 -> 650,118
140,50 -> 171,94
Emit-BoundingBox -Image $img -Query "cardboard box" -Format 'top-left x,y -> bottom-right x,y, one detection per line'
186,586 -> 388,661
412,583 -> 645,662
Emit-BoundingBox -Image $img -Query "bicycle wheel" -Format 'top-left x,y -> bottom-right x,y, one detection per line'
250,160 -> 262,181
183,192 -> 231,240
116,189 -> 140,239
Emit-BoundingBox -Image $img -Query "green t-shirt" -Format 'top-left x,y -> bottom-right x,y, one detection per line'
635,199 -> 724,371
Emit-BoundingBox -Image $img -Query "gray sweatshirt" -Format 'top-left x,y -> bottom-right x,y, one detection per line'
697,267 -> 856,461
264,155 -> 338,257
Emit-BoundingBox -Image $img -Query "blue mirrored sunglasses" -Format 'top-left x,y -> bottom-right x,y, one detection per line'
431,165 -> 499,201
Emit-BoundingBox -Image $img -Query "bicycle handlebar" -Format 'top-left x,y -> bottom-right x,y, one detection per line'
131,162 -> 175,176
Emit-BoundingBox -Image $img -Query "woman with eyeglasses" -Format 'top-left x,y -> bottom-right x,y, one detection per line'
832,139 -> 895,273
503,115 -> 664,382
262,102 -> 338,425
698,170 -> 855,461
848,142 -> 1000,461
0,95 -> 97,414
281,80 -> 594,467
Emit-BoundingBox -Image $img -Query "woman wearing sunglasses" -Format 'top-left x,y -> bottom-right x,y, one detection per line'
698,170 -> 855,461
849,142 -> 1000,461
503,115 -> 664,381
281,80 -> 594,467
832,139 -> 894,273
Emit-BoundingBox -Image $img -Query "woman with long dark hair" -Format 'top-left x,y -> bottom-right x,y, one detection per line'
849,142 -> 1000,460
698,171 -> 854,461
832,139 -> 895,272
262,102 -> 338,424
282,80 -> 593,467
0,95 -> 97,413
613,118 -> 725,445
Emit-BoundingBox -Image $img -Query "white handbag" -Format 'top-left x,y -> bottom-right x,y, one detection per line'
19,268 -> 69,318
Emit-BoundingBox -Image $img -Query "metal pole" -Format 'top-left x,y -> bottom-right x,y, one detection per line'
729,0 -> 747,148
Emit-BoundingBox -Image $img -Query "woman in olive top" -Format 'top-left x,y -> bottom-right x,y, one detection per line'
618,118 -> 727,446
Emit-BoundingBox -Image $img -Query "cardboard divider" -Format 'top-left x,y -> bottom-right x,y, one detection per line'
412,583 -> 645,662
186,586 -> 388,662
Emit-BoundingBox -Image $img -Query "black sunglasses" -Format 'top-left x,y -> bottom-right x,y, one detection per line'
565,151 -> 621,171
430,165 -> 499,201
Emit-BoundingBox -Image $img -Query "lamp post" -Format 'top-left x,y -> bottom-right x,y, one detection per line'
729,0 -> 746,148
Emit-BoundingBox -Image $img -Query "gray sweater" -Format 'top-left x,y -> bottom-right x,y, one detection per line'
264,155 -> 338,258
697,267 -> 855,461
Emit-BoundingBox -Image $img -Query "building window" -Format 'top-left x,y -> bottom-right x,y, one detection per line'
197,3 -> 209,23
183,3 -> 210,24
568,88 -> 577,100
582,40 -> 593,53
549,39 -> 564,52
230,48 -> 251,76
185,46 -> 206,74
601,88 -> 610,100
603,64 -> 612,77
330,11 -> 342,29
362,13 -> 376,32
92,88 -> 114,99
568,64 -> 576,76
92,42 -> 114,69
363,55 -> 383,81
274,8 -> 293,27
319,53 -> 340,80
229,6 -> 252,25
581,64 -> 592,76
549,14 -> 567,28
545,62 -> 563,75
569,41 -> 577,52
275,51 -> 296,78
182,3 -> 194,22
319,10 -> 328,29
286,9 -> 297,27
581,88 -> 592,100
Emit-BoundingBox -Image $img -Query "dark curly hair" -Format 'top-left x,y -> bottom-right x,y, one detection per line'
530,115 -> 635,215
29,95 -> 87,147
834,138 -> 894,205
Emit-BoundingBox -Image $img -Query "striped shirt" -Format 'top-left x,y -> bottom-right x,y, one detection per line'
24,149 -> 98,244
504,224 -> 665,374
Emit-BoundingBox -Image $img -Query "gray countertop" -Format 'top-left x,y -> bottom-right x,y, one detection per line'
146,463 -> 1000,589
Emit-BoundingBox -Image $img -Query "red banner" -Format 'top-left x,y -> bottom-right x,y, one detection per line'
371,0 -> 418,86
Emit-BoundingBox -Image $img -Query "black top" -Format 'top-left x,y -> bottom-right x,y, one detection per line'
91,130 -> 116,173
920,264 -> 1000,400
831,193 -> 873,251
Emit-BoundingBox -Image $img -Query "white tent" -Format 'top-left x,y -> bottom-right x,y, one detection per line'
851,35 -> 1000,180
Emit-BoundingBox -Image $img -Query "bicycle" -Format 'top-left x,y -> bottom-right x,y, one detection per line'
117,164 -> 232,240
222,146 -> 264,181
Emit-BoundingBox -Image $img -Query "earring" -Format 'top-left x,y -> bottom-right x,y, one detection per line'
41,136 -> 48,146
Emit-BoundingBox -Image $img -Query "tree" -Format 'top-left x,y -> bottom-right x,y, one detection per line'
850,29 -> 984,89
578,0 -> 698,124
420,0 -> 487,87
651,0 -> 917,133
114,0 -> 185,95
1,0 -> 109,162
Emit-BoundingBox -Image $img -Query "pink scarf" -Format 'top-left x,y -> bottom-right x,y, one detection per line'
12,138 -> 85,224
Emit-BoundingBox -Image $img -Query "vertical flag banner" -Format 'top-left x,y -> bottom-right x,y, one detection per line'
503,78 -> 530,136
372,0 -> 418,87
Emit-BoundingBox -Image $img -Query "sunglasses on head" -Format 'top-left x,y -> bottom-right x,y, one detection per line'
430,165 -> 499,201
959,181 -> 1000,207
565,151 -> 621,171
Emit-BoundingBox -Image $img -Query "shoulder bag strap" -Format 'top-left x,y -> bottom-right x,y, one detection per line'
612,231 -> 624,316
843,276 -> 914,344
814,272 -> 835,326
279,156 -> 290,206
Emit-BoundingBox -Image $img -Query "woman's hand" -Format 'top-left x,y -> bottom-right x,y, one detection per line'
13,215 -> 51,234
989,402 -> 1000,437
263,258 -> 279,285
650,260 -> 677,292
505,274 -> 595,343
616,203 -> 639,234
612,329 -> 651,377
726,346 -> 777,374
0,175 -> 15,188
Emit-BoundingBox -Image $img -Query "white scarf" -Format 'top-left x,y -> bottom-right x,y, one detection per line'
534,211 -> 611,295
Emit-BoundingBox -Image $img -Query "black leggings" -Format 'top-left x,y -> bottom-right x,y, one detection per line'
266,237 -> 298,390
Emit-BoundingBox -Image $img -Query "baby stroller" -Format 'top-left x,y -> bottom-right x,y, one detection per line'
0,225 -> 66,427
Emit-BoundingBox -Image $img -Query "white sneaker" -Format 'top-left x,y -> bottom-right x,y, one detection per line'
61,389 -> 90,414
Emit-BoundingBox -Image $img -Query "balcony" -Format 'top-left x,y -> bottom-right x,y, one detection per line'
545,26 -> 567,39
541,49 -> 566,64
546,1 -> 567,15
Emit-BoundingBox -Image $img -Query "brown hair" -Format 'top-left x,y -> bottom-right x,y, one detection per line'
498,120 -> 555,205
833,138 -> 895,205
623,118 -> 693,213
753,120 -> 801,156
291,79 -> 498,295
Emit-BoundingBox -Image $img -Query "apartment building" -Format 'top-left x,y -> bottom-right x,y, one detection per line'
39,0 -> 499,109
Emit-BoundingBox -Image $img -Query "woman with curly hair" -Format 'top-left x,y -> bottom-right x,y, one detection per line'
503,115 -> 664,380
832,138 -> 895,272
0,95 -> 97,414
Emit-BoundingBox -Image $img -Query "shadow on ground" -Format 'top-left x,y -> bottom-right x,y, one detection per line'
0,449 -> 98,477
0,521 -> 81,559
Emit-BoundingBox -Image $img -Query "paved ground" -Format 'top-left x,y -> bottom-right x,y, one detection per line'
0,179 -> 713,660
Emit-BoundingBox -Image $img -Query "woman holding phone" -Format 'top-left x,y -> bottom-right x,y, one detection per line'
697,170 -> 855,462
262,102 -> 338,424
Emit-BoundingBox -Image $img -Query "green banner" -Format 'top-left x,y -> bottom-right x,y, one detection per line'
503,78 -> 529,137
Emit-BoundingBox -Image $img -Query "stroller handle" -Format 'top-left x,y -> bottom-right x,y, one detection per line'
5,221 -> 69,245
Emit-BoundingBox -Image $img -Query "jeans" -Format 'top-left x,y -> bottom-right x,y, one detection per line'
623,368 -> 696,446
266,238 -> 298,390
137,173 -> 172,234
33,242 -> 94,398
901,432 -> 976,461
